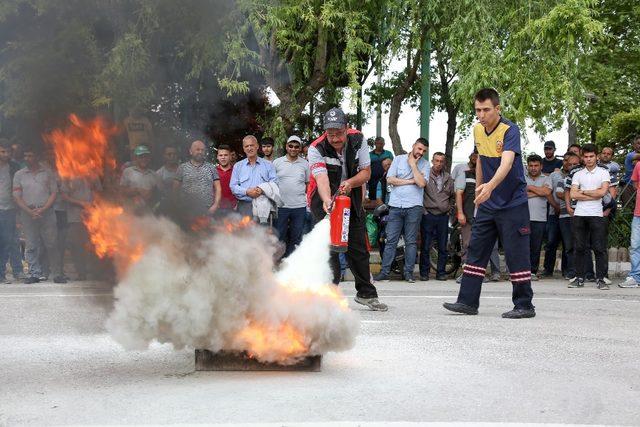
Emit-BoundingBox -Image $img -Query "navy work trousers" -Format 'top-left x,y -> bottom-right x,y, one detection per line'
456,202 -> 534,310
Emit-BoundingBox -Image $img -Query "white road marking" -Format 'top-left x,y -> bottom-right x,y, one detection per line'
1,292 -> 637,304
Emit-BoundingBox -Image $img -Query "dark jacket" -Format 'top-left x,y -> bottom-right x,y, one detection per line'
307,129 -> 365,221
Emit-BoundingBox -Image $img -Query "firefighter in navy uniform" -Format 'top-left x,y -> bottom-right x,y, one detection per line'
444,88 -> 536,319
307,107 -> 388,311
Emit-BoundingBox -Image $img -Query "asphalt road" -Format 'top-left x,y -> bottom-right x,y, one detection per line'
1,278 -> 639,426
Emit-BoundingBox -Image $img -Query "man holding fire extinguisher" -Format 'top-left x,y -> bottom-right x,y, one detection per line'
307,107 -> 388,311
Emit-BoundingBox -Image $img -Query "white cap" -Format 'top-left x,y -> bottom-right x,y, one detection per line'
287,135 -> 302,144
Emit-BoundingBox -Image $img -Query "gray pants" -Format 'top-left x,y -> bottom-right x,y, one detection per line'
66,222 -> 90,278
21,210 -> 60,278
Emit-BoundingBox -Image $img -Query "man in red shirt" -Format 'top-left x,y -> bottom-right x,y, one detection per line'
216,144 -> 236,214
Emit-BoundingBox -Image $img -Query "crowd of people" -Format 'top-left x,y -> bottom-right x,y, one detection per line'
1,89 -> 639,314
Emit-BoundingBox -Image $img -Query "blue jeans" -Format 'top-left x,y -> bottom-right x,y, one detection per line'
380,206 -> 423,276
0,209 -> 21,278
630,216 -> 640,282
543,214 -> 567,275
419,212 -> 449,277
529,221 -> 546,274
275,207 -> 306,258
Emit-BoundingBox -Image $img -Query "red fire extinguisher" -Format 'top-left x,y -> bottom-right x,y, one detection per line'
330,194 -> 351,253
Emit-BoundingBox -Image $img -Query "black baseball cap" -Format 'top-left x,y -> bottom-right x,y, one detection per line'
323,107 -> 347,130
544,140 -> 556,149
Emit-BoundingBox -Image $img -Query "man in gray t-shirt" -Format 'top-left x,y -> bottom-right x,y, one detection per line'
120,145 -> 160,212
525,155 -> 552,278
273,135 -> 310,257
12,148 -> 62,283
174,140 -> 221,219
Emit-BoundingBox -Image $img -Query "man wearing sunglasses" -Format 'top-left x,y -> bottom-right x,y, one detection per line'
273,136 -> 310,257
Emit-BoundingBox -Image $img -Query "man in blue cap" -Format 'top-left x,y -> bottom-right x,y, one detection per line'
306,107 -> 387,311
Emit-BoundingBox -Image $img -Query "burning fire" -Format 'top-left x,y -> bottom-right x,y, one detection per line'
83,197 -> 144,270
47,114 -> 355,364
236,321 -> 309,361
43,114 -> 118,179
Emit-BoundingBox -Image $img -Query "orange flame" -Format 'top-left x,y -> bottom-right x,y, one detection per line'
216,216 -> 253,233
83,197 -> 144,270
43,114 -> 118,180
237,321 -> 308,361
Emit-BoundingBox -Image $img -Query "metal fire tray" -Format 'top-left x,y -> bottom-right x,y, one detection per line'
194,349 -> 322,372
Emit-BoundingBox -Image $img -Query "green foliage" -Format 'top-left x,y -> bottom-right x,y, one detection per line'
596,109 -> 640,153
575,0 -> 640,143
93,32 -> 154,110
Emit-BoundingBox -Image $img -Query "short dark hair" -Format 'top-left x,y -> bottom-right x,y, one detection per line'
581,143 -> 598,155
260,137 -> 274,146
163,145 -> 177,152
217,144 -> 231,152
527,154 -> 543,164
374,136 -> 385,143
565,152 -> 580,160
0,138 -> 10,150
22,146 -> 38,155
474,88 -> 500,106
433,151 -> 445,158
568,143 -> 581,150
415,137 -> 428,147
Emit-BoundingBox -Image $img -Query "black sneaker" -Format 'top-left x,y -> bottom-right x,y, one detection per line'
373,272 -> 389,282
442,302 -> 478,315
404,274 -> 415,283
502,308 -> 536,319
24,277 -> 40,284
419,275 -> 429,281
53,276 -> 67,284
436,275 -> 447,281
596,279 -> 609,290
568,278 -> 584,288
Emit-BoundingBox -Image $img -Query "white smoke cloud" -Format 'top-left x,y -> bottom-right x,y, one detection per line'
105,216 -> 360,364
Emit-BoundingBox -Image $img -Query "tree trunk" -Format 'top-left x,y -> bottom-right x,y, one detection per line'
568,114 -> 577,147
444,107 -> 457,172
388,45 -> 422,155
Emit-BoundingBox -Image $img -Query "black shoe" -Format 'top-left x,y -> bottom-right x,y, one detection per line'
404,274 -> 415,283
436,275 -> 447,281
24,277 -> 40,284
568,278 -> 585,288
53,276 -> 67,284
502,308 -> 536,319
442,302 -> 478,315
373,272 -> 389,282
419,275 -> 429,281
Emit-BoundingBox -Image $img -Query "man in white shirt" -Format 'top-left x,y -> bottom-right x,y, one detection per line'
569,144 -> 610,290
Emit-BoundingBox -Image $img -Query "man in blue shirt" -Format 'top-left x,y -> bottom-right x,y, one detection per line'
622,136 -> 640,183
373,138 -> 429,283
444,88 -> 535,319
230,135 -> 278,218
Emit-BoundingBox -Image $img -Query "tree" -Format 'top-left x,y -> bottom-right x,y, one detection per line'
217,0 -> 387,140
576,0 -> 640,143
368,0 -> 604,166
